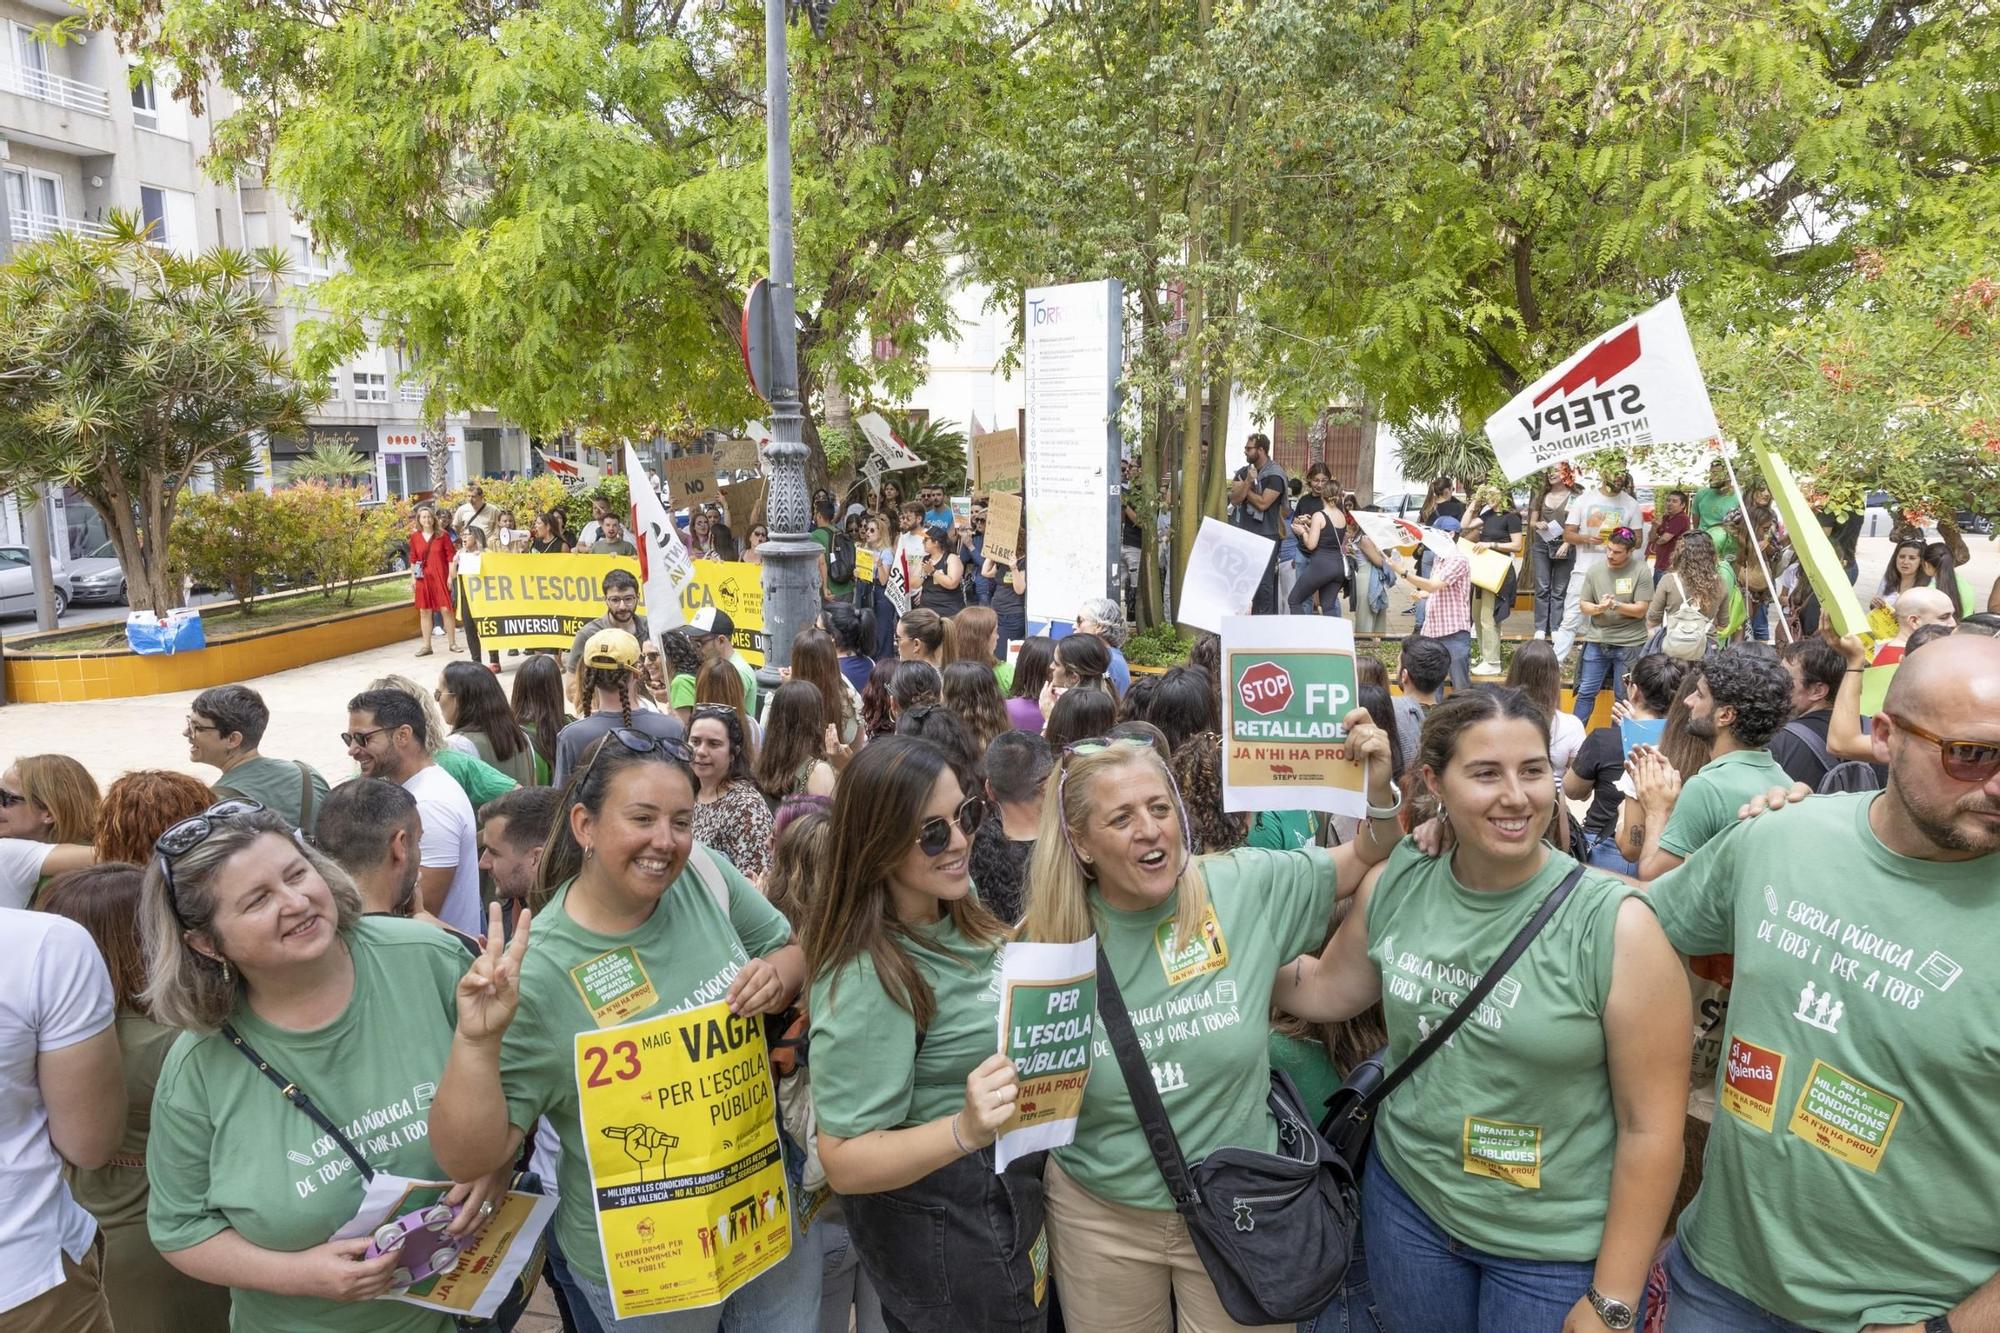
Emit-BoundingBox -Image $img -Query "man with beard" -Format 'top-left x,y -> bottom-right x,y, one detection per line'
1646,633 -> 2000,1332
1629,647 -> 1795,881
315,777 -> 476,949
343,688 -> 482,935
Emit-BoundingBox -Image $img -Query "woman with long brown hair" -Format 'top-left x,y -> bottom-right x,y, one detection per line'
1504,639 -> 1586,777
92,771 -> 213,867
40,864 -> 232,1333
940,661 -> 1010,758
1,753 -> 99,909
754,681 -> 837,803
788,626 -> 863,747
947,605 -> 1014,692
687,703 -> 773,882
1648,529 -> 1733,643
804,737 -> 1045,1332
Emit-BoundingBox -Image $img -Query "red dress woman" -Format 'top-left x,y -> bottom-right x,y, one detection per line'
409,504 -> 459,655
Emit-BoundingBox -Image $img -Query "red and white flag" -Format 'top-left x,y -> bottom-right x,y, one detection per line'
1483,293 -> 1720,481
535,447 -> 602,488
625,444 -> 691,629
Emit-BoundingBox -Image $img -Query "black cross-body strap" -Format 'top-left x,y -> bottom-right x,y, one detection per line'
1358,862 -> 1587,1115
1094,947 -> 1202,1212
222,1023 -> 374,1182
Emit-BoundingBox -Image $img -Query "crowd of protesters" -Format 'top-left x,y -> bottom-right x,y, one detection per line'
3,450 -> 1998,1333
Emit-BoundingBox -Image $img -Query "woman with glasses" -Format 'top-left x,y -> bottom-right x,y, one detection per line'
1019,719 -> 1399,1333
803,737 -> 1046,1332
1,754 -> 99,909
139,803 -> 513,1333
428,731 -> 820,1332
689,705 -> 775,882
744,525 -> 771,563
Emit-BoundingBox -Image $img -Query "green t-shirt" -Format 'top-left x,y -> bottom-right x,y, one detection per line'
993,661 -> 1015,694
669,673 -> 696,709
1658,748 -> 1788,861
1650,794 -> 2000,1331
810,527 -> 854,600
1690,486 -> 1741,532
1267,1031 -> 1341,1124
1578,560 -> 1656,645
459,728 -> 538,789
1366,842 -> 1642,1260
1053,846 -> 1337,1209
1248,809 -> 1317,850
498,855 -> 793,1286
147,919 -> 468,1333
212,756 -> 332,839
729,651 -> 760,716
433,745 -> 519,805
808,915 -> 1004,1136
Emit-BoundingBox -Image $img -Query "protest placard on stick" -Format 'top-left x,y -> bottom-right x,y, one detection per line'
984,491 -> 1023,566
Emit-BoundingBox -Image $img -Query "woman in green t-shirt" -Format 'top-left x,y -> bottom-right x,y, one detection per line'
1019,716 -> 1400,1333
801,736 -> 1043,1332
139,803 -> 513,1333
1275,688 -> 1690,1333
427,733 -> 820,1332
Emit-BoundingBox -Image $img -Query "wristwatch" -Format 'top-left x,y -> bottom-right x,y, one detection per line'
1586,1286 -> 1637,1330
1924,1315 -> 1954,1333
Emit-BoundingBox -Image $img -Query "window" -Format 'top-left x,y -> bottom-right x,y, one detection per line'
139,185 -> 166,243
353,371 -> 388,403
11,23 -> 48,75
5,168 -> 65,239
288,234 -> 333,279
324,371 -> 342,401
131,74 -> 158,129
138,185 -> 198,254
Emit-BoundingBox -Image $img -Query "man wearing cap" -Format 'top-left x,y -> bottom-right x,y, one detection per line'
564,570 -> 650,679
684,607 -> 759,715
553,628 -> 686,785
1396,515 -> 1474,690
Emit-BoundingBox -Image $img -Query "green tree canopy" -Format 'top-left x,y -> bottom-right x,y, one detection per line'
0,218 -> 315,611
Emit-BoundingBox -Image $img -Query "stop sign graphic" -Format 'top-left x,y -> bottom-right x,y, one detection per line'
1238,661 -> 1293,715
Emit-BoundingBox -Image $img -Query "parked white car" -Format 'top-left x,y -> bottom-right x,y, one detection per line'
65,540 -> 129,605
0,545 -> 73,620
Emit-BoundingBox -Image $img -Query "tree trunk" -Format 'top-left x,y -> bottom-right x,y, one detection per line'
1171,0 -> 1212,607
82,466 -> 178,613
424,420 -> 452,497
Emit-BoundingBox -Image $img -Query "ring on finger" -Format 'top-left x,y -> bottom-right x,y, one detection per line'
479,1201 -> 496,1218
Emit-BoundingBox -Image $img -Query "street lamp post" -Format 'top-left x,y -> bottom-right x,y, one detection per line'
753,0 -> 825,682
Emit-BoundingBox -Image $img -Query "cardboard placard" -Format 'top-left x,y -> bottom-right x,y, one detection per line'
975,428 -> 1022,492
716,436 -> 763,473
984,491 -> 1023,566
666,454 -> 717,507
724,478 -> 765,537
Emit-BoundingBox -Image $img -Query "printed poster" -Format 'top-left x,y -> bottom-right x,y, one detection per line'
333,1175 -> 556,1321
994,939 -> 1098,1171
573,1002 -> 792,1318
1219,614 -> 1367,817
1176,518 -> 1275,633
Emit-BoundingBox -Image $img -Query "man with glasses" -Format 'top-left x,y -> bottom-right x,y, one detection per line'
684,607 -> 759,716
564,570 -> 649,678
343,688 -> 483,935
1647,632 -> 2000,1333
185,684 -> 331,838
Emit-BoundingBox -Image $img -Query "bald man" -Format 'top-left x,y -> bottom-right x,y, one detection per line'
1874,584 -> 1956,666
1645,634 -> 2000,1332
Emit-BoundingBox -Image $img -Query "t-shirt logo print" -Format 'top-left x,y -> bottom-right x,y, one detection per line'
1793,980 -> 1844,1034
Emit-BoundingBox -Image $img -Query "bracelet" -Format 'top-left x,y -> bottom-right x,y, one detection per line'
949,1112 -> 974,1156
1367,778 -> 1405,822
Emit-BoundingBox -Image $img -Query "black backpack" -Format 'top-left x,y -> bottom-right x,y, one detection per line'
826,529 -> 858,584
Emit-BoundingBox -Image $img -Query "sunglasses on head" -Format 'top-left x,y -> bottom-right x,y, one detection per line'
578,728 -> 696,787
1887,715 -> 2000,783
154,798 -> 268,928
918,797 -> 987,857
1055,735 -> 1194,869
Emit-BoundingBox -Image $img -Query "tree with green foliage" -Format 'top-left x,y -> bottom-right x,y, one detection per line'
104,0 -> 1031,473
0,218 -> 316,611
882,412 -> 967,493
286,440 -> 372,486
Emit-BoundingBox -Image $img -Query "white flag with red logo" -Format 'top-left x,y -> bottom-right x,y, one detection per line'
1484,293 -> 1720,481
625,444 -> 691,629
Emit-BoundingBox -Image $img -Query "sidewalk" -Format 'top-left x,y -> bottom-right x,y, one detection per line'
0,637 -> 532,788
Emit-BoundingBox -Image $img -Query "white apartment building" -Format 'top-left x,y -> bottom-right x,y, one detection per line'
0,0 -> 527,552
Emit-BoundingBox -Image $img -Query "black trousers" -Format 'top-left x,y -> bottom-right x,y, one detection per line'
842,1148 -> 1049,1333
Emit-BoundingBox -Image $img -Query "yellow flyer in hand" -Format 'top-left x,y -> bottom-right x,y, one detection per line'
573,1002 -> 791,1319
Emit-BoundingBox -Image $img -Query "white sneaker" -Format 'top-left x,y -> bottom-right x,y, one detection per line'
1471,659 -> 1504,676
1532,630 -> 1548,641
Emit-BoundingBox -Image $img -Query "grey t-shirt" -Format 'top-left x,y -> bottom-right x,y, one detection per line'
1233,460 -> 1287,538
563,613 -> 652,673
552,709 -> 686,787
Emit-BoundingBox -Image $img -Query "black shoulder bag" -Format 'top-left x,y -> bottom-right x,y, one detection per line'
222,1025 -> 546,1331
1094,949 -> 1358,1326
1319,863 -> 1587,1177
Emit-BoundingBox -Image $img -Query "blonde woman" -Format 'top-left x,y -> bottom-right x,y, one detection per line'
0,754 -> 100,909
1019,717 -> 1399,1332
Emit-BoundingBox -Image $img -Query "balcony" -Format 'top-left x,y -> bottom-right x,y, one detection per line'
0,64 -> 111,117
8,210 -> 111,242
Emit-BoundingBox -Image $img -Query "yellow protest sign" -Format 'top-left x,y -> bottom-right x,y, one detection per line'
461,553 -> 643,652
677,560 -> 767,665
1748,441 -> 1870,641
853,549 -> 877,584
573,1002 -> 792,1318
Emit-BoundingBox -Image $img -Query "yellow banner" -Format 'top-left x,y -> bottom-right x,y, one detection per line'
573,1002 -> 791,1318
460,553 -> 643,652
678,560 -> 767,666
1748,442 -> 1870,641
459,554 -> 769,663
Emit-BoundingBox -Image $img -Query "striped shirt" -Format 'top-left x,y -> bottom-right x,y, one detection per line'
1419,554 -> 1472,639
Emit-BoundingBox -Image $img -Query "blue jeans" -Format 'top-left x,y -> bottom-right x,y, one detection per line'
1428,630 -> 1471,692
1362,1148 -> 1604,1333
544,1224 -> 608,1333
1661,1236 -> 1810,1333
806,1200 -> 888,1333
574,1225 -> 822,1332
1583,832 -> 1637,876
1572,641 -> 1630,722
1298,1233 -> 1380,1333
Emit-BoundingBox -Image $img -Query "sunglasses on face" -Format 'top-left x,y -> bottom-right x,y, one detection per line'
1888,715 -> 2000,783
154,798 -> 267,928
917,797 -> 988,857
340,726 -> 389,749
0,787 -> 25,809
